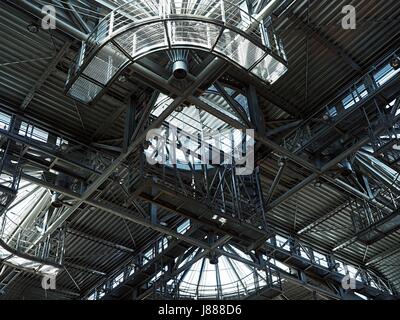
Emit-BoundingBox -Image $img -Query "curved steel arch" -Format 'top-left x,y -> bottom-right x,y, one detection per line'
66,0 -> 288,104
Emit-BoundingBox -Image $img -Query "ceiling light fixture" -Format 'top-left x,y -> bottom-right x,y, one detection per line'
27,24 -> 39,33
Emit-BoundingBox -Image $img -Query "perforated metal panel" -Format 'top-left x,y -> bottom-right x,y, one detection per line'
83,43 -> 129,85
170,20 -> 221,49
251,55 -> 288,84
66,0 -> 288,103
68,77 -> 103,104
223,0 -> 252,32
115,22 -> 168,58
215,29 -> 265,69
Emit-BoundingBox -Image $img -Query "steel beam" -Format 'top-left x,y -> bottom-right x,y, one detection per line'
215,248 -> 342,300
213,82 -> 252,128
65,2 -> 92,34
66,262 -> 106,277
247,85 -> 266,136
366,246 -> 400,267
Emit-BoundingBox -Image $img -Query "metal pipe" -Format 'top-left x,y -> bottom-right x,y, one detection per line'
66,2 -> 92,34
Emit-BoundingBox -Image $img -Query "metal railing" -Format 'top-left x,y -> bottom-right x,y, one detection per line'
267,234 -> 395,295
0,110 -> 115,177
284,48 -> 400,155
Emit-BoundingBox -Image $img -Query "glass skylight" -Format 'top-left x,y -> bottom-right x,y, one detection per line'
177,219 -> 191,234
18,122 -> 49,143
313,251 -> 328,268
342,84 -> 368,110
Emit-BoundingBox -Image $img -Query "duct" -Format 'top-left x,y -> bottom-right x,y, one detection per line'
168,50 -> 189,80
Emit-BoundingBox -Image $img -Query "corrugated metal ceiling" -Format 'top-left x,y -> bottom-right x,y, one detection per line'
1,0 -> 400,299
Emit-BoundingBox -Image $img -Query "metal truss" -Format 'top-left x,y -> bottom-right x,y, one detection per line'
65,0 -> 288,103
268,48 -> 400,212
82,228 -> 395,300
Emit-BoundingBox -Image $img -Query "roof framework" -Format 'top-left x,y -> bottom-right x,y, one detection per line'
0,0 -> 400,300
